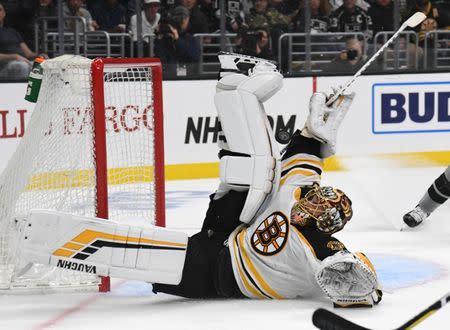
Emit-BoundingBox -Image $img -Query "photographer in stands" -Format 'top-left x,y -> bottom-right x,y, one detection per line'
154,6 -> 200,78
0,2 -> 47,81
323,37 -> 367,73
234,27 -> 273,60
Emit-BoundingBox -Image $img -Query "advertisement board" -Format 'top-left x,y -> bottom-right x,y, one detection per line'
1,72 -> 448,178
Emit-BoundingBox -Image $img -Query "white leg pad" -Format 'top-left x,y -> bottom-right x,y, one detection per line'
19,210 -> 188,285
214,71 -> 283,223
238,72 -> 283,103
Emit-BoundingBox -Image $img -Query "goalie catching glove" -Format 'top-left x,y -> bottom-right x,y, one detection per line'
302,91 -> 355,157
316,250 -> 382,307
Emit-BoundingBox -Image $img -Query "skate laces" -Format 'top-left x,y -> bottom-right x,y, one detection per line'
411,206 -> 429,222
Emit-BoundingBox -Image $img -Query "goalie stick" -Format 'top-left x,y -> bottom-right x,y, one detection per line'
312,291 -> 450,330
325,12 -> 426,106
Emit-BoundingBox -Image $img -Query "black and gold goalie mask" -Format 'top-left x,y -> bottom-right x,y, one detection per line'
291,184 -> 353,234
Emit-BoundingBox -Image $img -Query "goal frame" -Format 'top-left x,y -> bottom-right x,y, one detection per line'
91,58 -> 165,292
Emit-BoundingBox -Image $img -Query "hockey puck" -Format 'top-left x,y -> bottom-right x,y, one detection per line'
276,130 -> 291,144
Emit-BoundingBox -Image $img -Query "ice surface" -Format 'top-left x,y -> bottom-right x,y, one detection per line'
0,167 -> 449,330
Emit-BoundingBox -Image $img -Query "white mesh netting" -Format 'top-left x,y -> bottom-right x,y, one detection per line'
0,55 -> 160,292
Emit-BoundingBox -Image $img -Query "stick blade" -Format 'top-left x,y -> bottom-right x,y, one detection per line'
312,308 -> 371,330
405,12 -> 426,28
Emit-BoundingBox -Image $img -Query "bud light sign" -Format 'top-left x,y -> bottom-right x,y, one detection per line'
372,81 -> 450,134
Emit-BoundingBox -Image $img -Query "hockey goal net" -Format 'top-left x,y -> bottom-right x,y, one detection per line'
0,56 -> 165,292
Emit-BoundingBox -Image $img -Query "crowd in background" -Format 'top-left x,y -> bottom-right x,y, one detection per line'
0,0 -> 449,80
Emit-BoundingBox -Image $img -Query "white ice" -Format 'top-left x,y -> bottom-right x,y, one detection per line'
0,165 -> 449,330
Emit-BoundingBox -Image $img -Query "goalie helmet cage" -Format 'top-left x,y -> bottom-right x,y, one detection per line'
0,56 -> 165,293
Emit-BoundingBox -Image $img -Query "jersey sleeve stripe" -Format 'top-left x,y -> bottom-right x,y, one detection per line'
232,235 -> 266,299
237,232 -> 284,299
291,225 -> 317,259
280,169 -> 318,186
281,164 -> 322,177
282,156 -> 323,170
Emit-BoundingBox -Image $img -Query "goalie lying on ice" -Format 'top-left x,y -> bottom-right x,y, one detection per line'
18,53 -> 382,307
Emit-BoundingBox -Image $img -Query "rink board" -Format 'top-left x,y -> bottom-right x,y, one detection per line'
1,73 -> 449,179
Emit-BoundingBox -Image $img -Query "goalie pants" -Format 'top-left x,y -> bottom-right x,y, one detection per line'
152,190 -> 247,299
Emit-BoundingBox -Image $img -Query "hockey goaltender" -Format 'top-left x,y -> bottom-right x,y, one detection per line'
19,53 -> 382,307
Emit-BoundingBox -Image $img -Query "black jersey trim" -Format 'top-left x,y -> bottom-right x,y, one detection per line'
91,240 -> 186,251
282,130 -> 322,160
281,164 -> 323,177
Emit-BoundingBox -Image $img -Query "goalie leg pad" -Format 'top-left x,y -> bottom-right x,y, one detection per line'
19,210 -> 188,285
214,85 -> 281,223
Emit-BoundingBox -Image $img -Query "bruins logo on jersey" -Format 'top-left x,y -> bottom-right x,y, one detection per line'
251,212 -> 289,256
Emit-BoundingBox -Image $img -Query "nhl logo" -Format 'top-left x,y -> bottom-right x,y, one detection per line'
251,212 -> 289,256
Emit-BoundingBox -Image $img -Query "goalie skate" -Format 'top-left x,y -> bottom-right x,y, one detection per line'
403,205 -> 429,228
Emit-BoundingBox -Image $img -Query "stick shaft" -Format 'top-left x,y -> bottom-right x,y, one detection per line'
326,24 -> 407,106
396,292 -> 450,330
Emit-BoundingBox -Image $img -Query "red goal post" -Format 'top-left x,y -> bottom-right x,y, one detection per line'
91,58 -> 165,292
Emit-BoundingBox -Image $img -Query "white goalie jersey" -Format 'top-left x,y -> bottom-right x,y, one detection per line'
228,141 -> 329,299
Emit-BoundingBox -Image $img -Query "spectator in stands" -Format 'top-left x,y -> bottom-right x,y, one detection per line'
329,0 -> 373,38
246,0 -> 291,31
36,0 -> 57,18
130,0 -> 160,38
7,1 -> 35,49
130,0 -> 161,55
322,37 -> 366,73
0,2 -> 47,81
294,0 -> 331,33
154,6 -> 200,77
197,0 -> 215,31
368,0 -> 394,37
408,0 -> 449,45
246,0 -> 293,56
211,0 -> 246,33
90,0 -> 127,33
329,0 -> 371,11
234,26 -> 273,59
269,0 -> 301,17
180,0 -> 210,34
63,0 -> 99,31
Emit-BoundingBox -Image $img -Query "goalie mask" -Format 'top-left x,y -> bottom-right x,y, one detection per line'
291,184 -> 353,234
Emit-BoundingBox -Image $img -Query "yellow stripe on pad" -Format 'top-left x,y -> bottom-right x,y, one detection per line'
72,229 -> 187,248
53,249 -> 75,257
63,242 -> 84,250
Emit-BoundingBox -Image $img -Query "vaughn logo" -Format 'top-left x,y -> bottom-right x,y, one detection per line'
57,260 -> 97,274
372,81 -> 450,134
